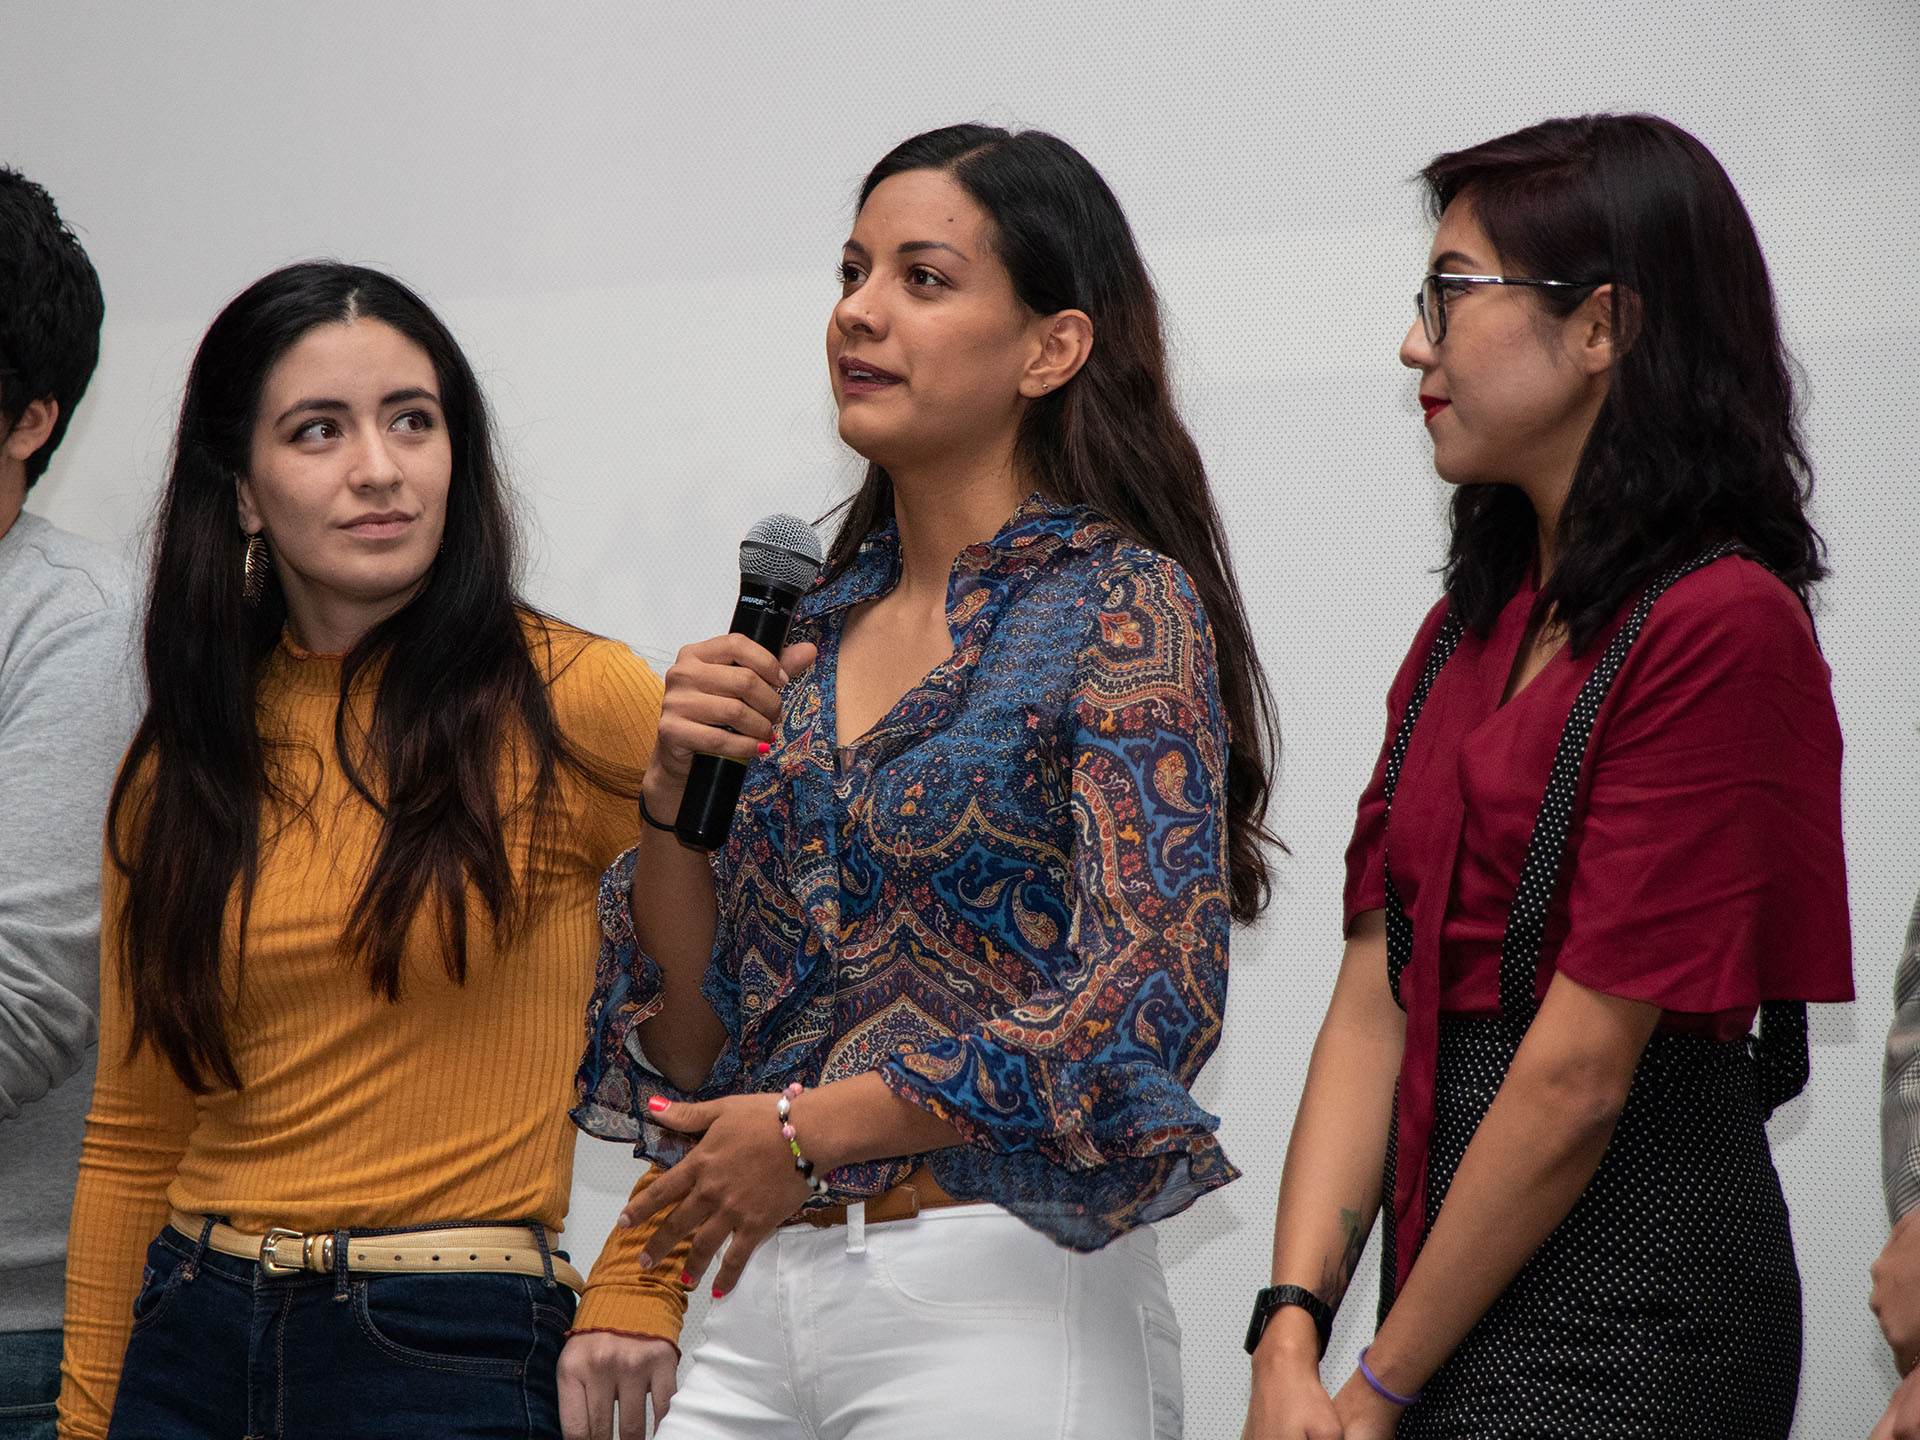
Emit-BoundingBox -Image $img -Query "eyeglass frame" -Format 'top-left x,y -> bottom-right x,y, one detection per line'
1415,273 -> 1596,346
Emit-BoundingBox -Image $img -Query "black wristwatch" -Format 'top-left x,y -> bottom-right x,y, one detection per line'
1244,1284 -> 1334,1359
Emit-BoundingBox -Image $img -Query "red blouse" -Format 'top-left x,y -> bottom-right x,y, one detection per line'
1344,556 -> 1853,1287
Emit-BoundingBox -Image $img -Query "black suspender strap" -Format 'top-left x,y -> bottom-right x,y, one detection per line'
1381,610 -> 1464,1007
1378,544 -> 1807,1114
1495,542 -> 1736,1020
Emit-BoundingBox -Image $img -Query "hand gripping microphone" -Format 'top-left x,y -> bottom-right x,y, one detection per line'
673,513 -> 826,849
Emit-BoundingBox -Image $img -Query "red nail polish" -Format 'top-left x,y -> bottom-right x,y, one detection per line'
712,1287 -> 726,1299
757,741 -> 772,755
680,1271 -> 693,1287
647,1096 -> 669,1113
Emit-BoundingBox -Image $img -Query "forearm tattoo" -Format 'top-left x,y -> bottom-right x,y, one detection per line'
1316,1207 -> 1367,1309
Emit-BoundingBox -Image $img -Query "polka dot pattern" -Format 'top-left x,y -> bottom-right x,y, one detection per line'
1499,542 -> 1738,1020
1402,1017 -> 1802,1439
1376,547 -> 1808,1436
1382,609 -> 1463,1007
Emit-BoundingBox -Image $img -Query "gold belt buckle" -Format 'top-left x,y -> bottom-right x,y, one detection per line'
258,1227 -> 306,1275
258,1227 -> 331,1275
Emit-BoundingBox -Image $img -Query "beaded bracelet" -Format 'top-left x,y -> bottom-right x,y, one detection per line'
776,1082 -> 831,1197
1357,1346 -> 1420,1406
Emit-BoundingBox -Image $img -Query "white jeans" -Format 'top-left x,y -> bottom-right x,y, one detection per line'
656,1204 -> 1183,1440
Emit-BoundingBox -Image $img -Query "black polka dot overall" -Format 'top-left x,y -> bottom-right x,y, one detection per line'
1378,547 -> 1805,1439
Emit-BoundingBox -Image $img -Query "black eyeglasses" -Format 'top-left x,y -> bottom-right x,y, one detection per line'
1415,273 -> 1591,345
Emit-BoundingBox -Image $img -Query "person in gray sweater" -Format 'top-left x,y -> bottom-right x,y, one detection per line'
1875,895 -> 1920,1438
0,167 -> 141,1440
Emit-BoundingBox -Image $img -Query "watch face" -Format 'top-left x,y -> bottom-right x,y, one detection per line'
1245,1288 -> 1285,1353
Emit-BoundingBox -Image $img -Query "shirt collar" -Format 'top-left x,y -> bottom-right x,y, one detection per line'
797,491 -> 1111,623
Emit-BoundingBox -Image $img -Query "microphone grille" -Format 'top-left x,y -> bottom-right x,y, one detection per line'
739,513 -> 826,592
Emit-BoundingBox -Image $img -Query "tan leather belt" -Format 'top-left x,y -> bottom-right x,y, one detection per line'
785,1168 -> 971,1228
169,1210 -> 586,1294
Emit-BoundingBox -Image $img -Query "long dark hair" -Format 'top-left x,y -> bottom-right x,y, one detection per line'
110,261 -> 630,1092
826,125 -> 1279,922
1425,114 -> 1824,646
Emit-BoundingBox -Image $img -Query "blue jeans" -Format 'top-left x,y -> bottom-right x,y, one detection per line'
108,1223 -> 576,1439
0,1328 -> 60,1440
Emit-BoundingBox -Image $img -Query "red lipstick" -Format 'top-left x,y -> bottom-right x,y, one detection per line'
1420,394 -> 1449,422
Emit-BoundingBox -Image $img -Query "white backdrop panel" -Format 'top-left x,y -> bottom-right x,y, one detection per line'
6,3 -> 1916,1434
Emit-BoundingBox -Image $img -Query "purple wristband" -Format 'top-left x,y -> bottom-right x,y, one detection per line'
1358,1346 -> 1421,1406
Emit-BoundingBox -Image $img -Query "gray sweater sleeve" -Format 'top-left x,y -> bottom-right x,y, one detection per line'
1883,891 -> 1920,1222
0,603 -> 141,1117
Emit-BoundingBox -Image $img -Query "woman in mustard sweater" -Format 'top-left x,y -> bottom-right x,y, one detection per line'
60,263 -> 683,1440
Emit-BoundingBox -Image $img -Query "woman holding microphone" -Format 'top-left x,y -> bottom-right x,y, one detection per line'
1241,114 -> 1851,1439
574,123 -> 1277,1438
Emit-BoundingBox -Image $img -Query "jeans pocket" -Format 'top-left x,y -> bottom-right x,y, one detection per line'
530,1287 -> 577,1340
128,1259 -> 182,1336
350,1274 -> 531,1378
1140,1305 -> 1183,1439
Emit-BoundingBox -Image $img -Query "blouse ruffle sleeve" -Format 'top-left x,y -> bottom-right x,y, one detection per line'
876,555 -> 1239,1249
572,832 -> 748,1159
1552,563 -> 1852,1011
570,840 -> 717,1145
571,845 -> 657,1142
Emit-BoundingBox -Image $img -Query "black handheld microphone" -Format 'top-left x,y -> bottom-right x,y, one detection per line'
673,513 -> 826,850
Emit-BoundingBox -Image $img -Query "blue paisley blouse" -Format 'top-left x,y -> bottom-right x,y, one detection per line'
573,495 -> 1238,1249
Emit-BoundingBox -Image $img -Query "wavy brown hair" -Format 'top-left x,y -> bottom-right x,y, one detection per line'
825,125 -> 1280,922
110,262 -> 635,1092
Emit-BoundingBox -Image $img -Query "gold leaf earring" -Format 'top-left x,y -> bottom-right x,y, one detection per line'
242,533 -> 271,606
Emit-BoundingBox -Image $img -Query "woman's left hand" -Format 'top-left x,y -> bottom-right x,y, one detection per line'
621,1095 -> 814,1297
1330,1370 -> 1407,1440
557,1331 -> 679,1440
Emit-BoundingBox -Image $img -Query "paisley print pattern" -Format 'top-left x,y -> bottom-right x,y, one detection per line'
573,495 -> 1238,1249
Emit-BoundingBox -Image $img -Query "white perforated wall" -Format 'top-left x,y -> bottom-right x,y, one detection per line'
6,3 -> 1916,1433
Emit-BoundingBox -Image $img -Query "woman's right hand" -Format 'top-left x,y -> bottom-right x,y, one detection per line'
646,634 -> 817,811
1242,1324 -> 1344,1440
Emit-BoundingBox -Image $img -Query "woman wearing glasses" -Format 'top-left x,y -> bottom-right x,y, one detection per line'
574,123 -> 1277,1438
1241,114 -> 1851,1440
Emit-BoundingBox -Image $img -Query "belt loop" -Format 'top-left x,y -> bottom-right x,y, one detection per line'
845,1201 -> 866,1256
529,1223 -> 557,1289
183,1213 -> 218,1282
332,1229 -> 350,1302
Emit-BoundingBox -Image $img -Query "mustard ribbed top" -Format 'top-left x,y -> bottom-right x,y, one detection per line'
60,615 -> 683,1439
